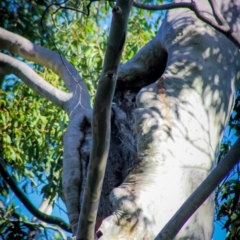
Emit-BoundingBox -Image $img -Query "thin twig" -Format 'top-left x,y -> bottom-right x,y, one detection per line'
208,0 -> 229,28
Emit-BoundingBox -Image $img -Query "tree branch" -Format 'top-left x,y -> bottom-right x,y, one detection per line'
192,0 -> 240,48
12,219 -> 67,239
157,138 -> 240,240
62,112 -> 91,235
208,0 -> 229,27
0,27 -> 91,112
133,1 -> 193,11
76,0 -> 133,239
0,157 -> 71,233
0,53 -> 70,110
132,0 -> 240,48
28,197 -> 55,239
117,37 -> 167,91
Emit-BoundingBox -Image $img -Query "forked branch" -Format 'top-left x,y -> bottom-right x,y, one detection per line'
0,27 -> 91,113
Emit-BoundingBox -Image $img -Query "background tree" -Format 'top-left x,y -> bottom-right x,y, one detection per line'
0,0 -> 240,239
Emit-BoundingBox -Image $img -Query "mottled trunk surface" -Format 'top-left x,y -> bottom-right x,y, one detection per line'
63,0 -> 240,239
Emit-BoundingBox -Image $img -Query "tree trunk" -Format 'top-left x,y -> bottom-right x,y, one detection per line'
62,0 -> 240,239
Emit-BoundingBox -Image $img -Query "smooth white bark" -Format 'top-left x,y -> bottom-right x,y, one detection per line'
157,138 -> 240,239
99,0 -> 240,239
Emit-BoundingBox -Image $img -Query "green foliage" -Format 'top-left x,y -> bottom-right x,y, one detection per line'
1,81 -> 67,173
48,2 -> 158,103
215,174 -> 240,239
0,201 -> 65,239
229,93 -> 240,134
215,92 -> 240,239
1,76 -> 68,238
52,16 -> 107,101
0,202 -> 29,239
0,0 -> 50,45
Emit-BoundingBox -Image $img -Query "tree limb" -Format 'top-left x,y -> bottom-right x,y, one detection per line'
192,0 -> 240,48
133,1 -> 193,11
0,157 -> 71,233
62,112 -> 91,235
0,27 -> 91,112
208,0 -> 229,27
12,219 -> 67,239
28,197 -> 56,239
117,37 -> 167,90
157,138 -> 240,240
132,0 -> 240,48
0,53 -> 70,110
76,0 -> 133,239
